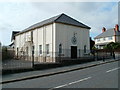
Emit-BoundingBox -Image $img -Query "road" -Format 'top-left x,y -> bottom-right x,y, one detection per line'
2,60 -> 119,88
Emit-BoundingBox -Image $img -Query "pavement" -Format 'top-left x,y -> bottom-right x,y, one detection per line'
2,59 -> 119,88
1,58 -> 119,84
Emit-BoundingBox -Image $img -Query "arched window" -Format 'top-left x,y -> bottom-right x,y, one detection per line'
46,44 -> 49,54
39,45 -> 42,54
84,45 -> 86,53
59,44 -> 62,54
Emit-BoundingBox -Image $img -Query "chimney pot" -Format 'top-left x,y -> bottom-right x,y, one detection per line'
102,27 -> 106,33
115,24 -> 119,31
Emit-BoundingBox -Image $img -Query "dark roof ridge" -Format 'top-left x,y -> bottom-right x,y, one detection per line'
55,13 -> 91,29
54,13 -> 64,22
16,13 -> 91,36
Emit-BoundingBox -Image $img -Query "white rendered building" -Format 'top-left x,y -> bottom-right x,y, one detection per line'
94,24 -> 120,49
14,13 -> 91,63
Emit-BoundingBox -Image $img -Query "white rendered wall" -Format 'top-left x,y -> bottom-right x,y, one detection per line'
15,23 -> 90,61
55,23 -> 90,57
95,36 -> 115,45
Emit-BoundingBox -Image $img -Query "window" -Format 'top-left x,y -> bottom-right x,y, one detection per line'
84,45 -> 86,53
39,45 -> 42,54
59,44 -> 62,54
97,39 -> 100,42
103,37 -> 106,41
108,37 -> 112,40
46,44 -> 49,54
31,31 -> 33,42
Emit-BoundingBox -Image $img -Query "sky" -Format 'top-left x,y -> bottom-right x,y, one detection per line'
0,1 -> 119,46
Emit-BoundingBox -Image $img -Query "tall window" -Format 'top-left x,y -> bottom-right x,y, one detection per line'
32,46 -> 34,55
46,44 -> 49,54
31,31 -> 33,42
84,45 -> 86,53
59,44 -> 62,54
39,45 -> 42,54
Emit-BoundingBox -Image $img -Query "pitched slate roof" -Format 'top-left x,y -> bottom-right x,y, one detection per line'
94,28 -> 114,39
11,31 -> 20,41
94,28 -> 120,39
16,13 -> 91,35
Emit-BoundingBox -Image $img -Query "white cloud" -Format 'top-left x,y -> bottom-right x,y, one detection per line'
0,2 -> 118,45
68,2 -> 118,38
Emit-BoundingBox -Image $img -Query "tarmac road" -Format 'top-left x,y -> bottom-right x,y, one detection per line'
2,60 -> 119,89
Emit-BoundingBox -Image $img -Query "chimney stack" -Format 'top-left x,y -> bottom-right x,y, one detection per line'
102,27 -> 106,33
115,24 -> 119,32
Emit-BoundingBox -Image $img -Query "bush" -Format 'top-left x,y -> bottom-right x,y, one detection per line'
103,42 -> 120,50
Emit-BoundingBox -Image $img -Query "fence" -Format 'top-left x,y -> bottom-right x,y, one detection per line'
2,49 -> 120,70
16,49 -> 92,62
93,49 -> 120,60
15,49 -> 120,63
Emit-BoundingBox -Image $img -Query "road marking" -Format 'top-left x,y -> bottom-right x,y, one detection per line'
106,67 -> 120,73
51,77 -> 91,89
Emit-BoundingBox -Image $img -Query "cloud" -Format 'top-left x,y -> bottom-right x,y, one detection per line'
0,20 -> 13,31
68,2 -> 118,37
0,2 -> 118,45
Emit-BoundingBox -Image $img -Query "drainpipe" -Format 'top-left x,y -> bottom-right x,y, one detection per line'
52,23 -> 54,62
114,28 -> 117,42
32,48 -> 34,68
31,31 -> 34,68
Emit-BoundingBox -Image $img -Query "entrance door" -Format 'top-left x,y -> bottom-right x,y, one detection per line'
71,46 -> 77,59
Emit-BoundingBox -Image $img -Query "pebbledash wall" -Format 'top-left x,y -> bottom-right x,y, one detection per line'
15,15 -> 90,63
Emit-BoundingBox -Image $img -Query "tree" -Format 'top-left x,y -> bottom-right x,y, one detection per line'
90,37 -> 95,50
103,42 -> 120,50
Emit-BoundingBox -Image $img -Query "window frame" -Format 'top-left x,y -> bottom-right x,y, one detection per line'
46,44 -> 49,55
84,45 -> 87,54
39,45 -> 42,55
59,44 -> 62,54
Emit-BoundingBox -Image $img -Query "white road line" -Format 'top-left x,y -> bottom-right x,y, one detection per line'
53,77 -> 91,89
53,84 -> 68,88
106,67 -> 120,73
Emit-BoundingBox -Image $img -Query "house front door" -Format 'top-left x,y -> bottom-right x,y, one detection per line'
71,46 -> 77,59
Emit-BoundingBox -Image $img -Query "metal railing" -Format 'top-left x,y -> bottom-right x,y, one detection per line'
15,49 -> 120,63
2,49 -> 120,70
